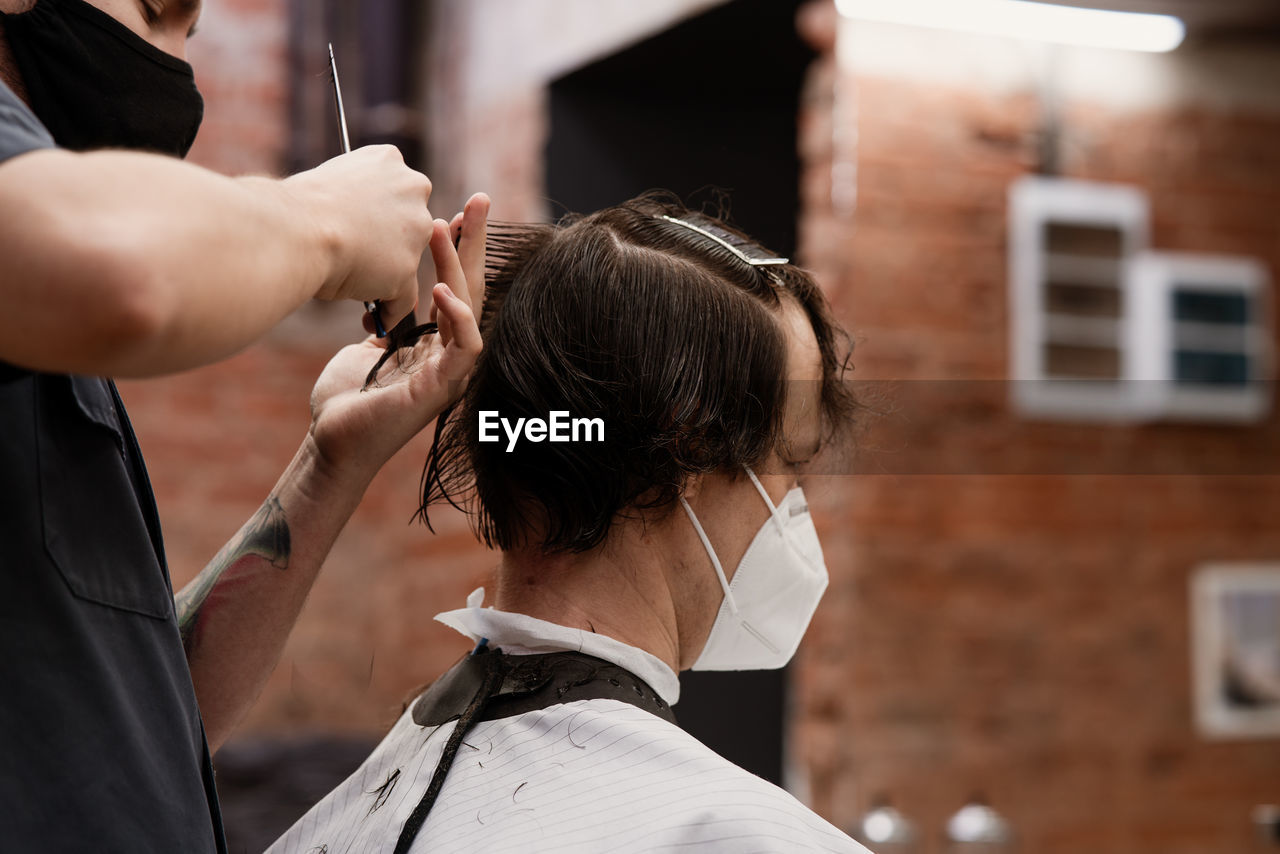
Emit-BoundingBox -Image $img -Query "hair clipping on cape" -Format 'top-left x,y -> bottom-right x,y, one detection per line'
658,215 -> 789,267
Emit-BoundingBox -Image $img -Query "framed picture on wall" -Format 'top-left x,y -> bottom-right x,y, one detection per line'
1192,564 -> 1280,739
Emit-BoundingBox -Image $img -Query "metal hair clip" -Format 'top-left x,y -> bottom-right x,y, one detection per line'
658,215 -> 789,266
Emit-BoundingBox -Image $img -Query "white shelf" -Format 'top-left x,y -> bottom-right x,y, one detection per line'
1045,253 -> 1123,285
1044,313 -> 1122,347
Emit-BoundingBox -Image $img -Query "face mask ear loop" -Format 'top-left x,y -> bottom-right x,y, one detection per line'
745,465 -> 819,570
744,465 -> 787,533
679,497 -> 740,617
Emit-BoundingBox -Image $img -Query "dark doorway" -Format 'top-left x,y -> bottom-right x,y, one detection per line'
546,0 -> 813,786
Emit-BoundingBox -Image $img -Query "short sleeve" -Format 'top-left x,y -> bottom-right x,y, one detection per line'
0,79 -> 55,164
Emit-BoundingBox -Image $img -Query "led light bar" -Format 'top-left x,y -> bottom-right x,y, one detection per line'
835,0 -> 1186,53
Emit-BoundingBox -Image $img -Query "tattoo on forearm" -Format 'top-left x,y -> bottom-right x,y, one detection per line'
176,496 -> 291,651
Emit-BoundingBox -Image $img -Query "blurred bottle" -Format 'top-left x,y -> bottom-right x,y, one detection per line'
945,795 -> 1014,854
1254,805 -> 1280,849
853,795 -> 919,854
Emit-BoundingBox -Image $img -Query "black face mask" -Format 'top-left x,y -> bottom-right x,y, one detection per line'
1,0 -> 203,157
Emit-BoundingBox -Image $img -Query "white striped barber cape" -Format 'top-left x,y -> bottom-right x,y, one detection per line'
266,592 -> 869,854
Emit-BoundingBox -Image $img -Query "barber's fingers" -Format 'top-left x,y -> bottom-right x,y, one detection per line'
456,193 -> 490,317
445,211 -> 463,322
434,282 -> 453,347
429,218 -> 469,315
432,282 -> 481,383
426,218 -> 447,325
426,194 -> 489,325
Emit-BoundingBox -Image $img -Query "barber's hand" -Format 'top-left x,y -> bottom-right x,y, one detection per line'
286,144 -> 433,328
305,193 -> 490,486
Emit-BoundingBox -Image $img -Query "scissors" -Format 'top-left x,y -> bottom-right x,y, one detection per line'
328,42 -> 387,338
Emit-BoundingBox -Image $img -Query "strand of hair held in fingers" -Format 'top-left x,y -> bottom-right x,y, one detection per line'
362,313 -> 438,390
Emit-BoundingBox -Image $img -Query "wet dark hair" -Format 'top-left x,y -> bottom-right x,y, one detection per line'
420,193 -> 854,553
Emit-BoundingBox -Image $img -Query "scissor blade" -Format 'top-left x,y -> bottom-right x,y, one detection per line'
328,42 -> 352,154
328,43 -> 385,336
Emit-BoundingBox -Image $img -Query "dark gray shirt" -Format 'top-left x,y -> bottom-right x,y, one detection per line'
0,78 -> 226,852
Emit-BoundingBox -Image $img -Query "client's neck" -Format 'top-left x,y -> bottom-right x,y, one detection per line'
494,525 -> 685,674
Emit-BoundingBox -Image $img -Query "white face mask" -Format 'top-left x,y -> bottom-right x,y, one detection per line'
679,466 -> 829,671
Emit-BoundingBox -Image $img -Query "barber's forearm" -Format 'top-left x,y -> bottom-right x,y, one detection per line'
0,149 -> 334,377
176,436 -> 372,752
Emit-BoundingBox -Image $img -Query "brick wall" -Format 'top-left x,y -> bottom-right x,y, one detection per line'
184,0 -> 289,176
793,3 -> 1280,851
